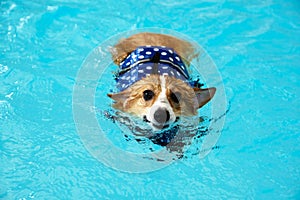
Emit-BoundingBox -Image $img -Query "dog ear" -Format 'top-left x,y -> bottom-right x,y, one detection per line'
193,87 -> 216,108
107,92 -> 131,110
107,92 -> 127,101
107,93 -> 125,101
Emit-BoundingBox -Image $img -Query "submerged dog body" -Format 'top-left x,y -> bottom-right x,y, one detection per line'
108,33 -> 216,134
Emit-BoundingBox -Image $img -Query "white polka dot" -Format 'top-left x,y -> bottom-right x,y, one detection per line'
138,55 -> 144,59
146,45 -> 151,47
120,61 -> 124,65
161,52 -> 167,56
132,54 -> 137,58
170,71 -> 174,75
146,66 -> 152,70
138,70 -> 144,73
181,65 -> 185,69
146,74 -> 151,77
131,69 -> 136,73
169,57 -> 174,62
121,76 -> 126,80
126,76 -> 130,80
175,56 -> 180,61
131,76 -> 136,80
162,66 -> 168,69
122,84 -> 125,88
154,48 -> 159,51
163,73 -> 168,76
146,51 -> 152,55
158,70 -> 161,73
126,62 -> 130,66
177,71 -> 181,76
161,46 -> 166,48
168,49 -> 173,54
138,48 -> 144,52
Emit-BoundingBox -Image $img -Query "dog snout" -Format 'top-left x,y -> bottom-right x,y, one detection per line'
154,108 -> 170,124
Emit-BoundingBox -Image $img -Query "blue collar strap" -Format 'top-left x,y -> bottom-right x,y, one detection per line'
115,46 -> 191,91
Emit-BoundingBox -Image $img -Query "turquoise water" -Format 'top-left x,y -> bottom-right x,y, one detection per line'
1,0 -> 300,199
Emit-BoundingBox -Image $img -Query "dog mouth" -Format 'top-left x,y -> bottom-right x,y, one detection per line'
143,115 -> 179,130
143,115 -> 151,123
153,123 -> 170,130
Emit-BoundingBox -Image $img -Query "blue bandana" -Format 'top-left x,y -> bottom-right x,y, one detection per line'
115,46 -> 191,91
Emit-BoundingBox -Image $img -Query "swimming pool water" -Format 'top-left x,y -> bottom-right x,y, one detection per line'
1,0 -> 300,199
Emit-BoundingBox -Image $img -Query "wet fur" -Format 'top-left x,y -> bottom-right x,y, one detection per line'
108,74 -> 215,118
110,32 -> 199,66
108,32 -> 216,129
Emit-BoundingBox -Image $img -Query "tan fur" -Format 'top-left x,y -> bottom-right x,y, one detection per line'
108,32 -> 216,124
165,76 -> 198,116
110,32 -> 199,66
108,75 -> 208,117
108,75 -> 161,115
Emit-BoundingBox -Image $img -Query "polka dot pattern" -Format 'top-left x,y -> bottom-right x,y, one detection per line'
116,46 -> 190,91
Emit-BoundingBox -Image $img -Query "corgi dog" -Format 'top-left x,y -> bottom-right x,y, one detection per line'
108,32 -> 216,145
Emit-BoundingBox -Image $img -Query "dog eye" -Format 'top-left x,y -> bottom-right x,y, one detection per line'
170,92 -> 181,104
143,90 -> 154,101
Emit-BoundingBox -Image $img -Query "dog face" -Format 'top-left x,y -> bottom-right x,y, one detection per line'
108,32 -> 216,131
108,74 -> 215,130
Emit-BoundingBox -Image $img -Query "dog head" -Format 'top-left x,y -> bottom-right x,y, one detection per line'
108,74 -> 215,130
108,32 -> 216,130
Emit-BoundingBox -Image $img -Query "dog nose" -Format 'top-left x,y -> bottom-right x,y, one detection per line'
154,108 -> 170,124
